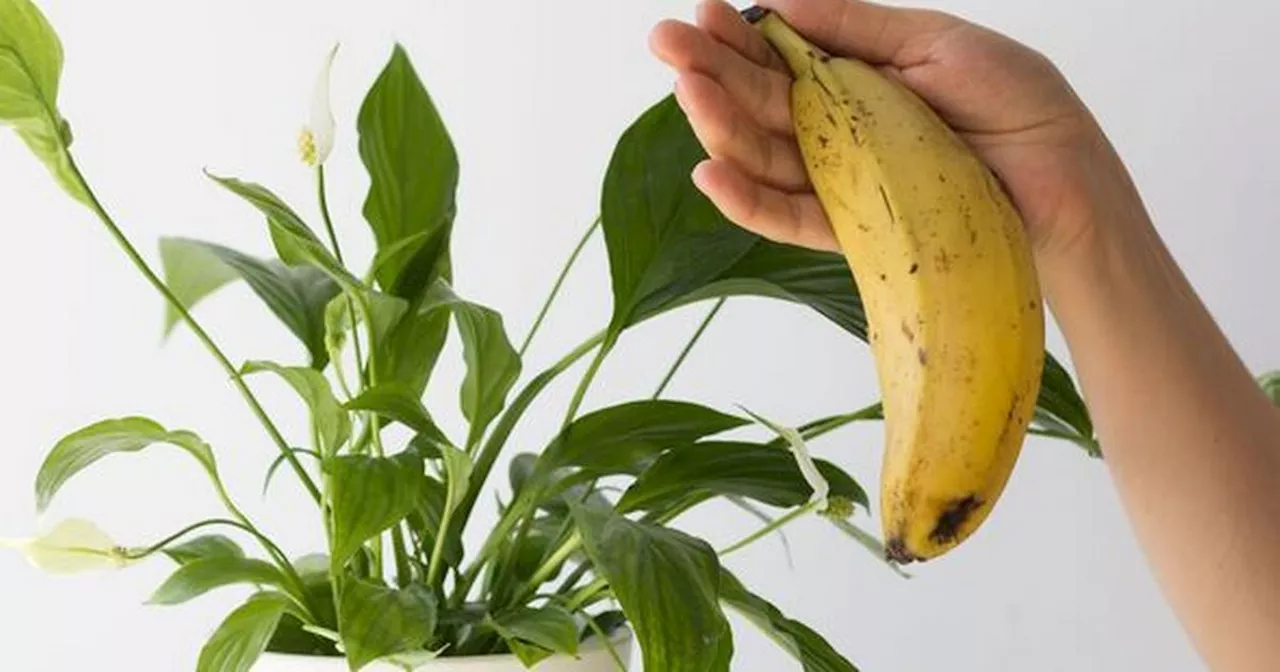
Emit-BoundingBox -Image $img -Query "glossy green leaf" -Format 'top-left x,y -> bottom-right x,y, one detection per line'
718,569 -> 858,672
618,441 -> 867,513
358,44 -> 457,296
162,535 -> 245,565
420,280 -> 521,444
535,400 -> 748,483
328,452 -> 424,564
569,502 -> 732,672
601,95 -> 757,334
344,382 -> 449,448
242,360 -> 351,457
159,238 -> 341,369
149,557 -> 287,606
489,605 -> 580,667
196,592 -> 291,672
35,417 -> 216,513
339,580 -> 437,671
1033,353 -> 1096,448
0,0 -> 87,204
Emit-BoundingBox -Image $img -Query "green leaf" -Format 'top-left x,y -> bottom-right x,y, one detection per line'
345,382 -> 450,447
325,288 -> 410,362
489,605 -> 580,667
35,417 -> 216,513
205,173 -> 360,288
535,400 -> 748,483
601,95 -> 757,335
407,475 -> 463,570
357,43 -> 458,297
618,441 -> 867,513
428,444 -> 473,579
1033,353 -> 1095,444
159,238 -> 341,369
718,569 -> 858,672
420,280 -> 521,444
569,502 -> 733,672
656,240 -> 868,340
0,0 -> 87,204
339,580 -> 437,672
242,360 -> 351,457
149,557 -> 288,606
196,592 -> 291,672
328,452 -> 424,564
162,535 -> 245,565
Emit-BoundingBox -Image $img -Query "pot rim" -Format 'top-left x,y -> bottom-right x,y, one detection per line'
258,625 -> 633,663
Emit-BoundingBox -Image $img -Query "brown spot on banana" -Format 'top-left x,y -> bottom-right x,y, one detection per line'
928,495 -> 984,545
877,184 -> 895,223
901,321 -> 915,343
917,347 -> 928,366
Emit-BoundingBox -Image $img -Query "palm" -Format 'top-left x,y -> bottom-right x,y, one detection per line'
650,0 -> 1100,257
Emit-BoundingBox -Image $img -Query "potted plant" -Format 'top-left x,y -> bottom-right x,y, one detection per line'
0,1 -> 1100,670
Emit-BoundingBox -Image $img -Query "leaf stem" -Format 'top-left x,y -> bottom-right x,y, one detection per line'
519,216 -> 600,358
513,532 -> 581,604
562,341 -> 611,430
65,155 -> 321,504
718,502 -> 817,558
652,298 -> 725,399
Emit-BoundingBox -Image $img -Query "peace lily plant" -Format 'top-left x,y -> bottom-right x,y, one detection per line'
0,1 -> 1101,670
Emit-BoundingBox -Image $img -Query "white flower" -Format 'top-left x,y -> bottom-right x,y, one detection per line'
0,518 -> 132,574
299,43 -> 339,167
740,407 -> 830,511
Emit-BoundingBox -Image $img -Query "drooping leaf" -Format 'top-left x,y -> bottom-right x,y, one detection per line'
534,400 -> 748,484
241,360 -> 351,457
357,43 -> 458,297
419,280 -> 521,445
149,557 -> 288,606
488,605 -> 580,667
344,382 -> 450,448
618,441 -> 867,513
159,238 -> 340,369
601,95 -> 757,335
718,569 -> 859,672
0,0 -> 86,204
327,452 -> 424,564
162,535 -> 245,565
205,173 -> 360,288
510,452 -> 610,516
569,502 -> 733,672
339,580 -> 437,671
35,417 -> 216,513
196,592 -> 292,672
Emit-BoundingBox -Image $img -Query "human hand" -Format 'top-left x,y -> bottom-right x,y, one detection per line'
649,0 -> 1130,261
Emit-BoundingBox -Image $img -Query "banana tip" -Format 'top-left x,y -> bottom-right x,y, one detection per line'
885,538 -> 920,565
740,5 -> 771,24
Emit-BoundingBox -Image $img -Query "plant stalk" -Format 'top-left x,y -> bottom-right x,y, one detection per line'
652,298 -> 726,399
519,216 -> 600,358
65,155 -> 321,504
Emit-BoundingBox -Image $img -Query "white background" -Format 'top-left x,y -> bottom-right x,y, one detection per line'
2,0 -> 1273,670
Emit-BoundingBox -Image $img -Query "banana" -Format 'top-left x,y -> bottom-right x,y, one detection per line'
748,8 -> 1045,563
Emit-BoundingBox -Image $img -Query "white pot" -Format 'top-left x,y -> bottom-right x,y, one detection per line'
251,628 -> 633,671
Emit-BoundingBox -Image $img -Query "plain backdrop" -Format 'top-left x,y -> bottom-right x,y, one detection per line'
2,0 -> 1273,670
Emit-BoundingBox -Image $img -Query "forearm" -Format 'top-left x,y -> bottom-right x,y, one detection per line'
1041,142 -> 1280,670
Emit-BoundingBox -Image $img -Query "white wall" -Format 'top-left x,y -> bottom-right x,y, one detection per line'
3,0 -> 1271,669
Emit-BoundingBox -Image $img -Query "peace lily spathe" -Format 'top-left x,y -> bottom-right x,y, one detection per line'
298,43 -> 340,167
742,408 -> 834,512
0,518 -> 133,574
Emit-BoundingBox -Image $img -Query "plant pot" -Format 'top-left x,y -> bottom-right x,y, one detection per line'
251,628 -> 633,671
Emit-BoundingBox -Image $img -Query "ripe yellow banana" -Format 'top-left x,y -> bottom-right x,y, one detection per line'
749,9 -> 1045,563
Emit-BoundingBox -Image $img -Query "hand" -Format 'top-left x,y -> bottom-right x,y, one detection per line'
648,0 -> 1126,261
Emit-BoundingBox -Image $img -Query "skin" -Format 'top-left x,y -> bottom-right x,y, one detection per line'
649,1 -> 1280,670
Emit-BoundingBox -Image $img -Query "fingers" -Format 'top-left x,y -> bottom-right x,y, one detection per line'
649,17 -> 795,135
675,72 -> 809,192
695,0 -> 788,73
758,0 -> 957,66
692,159 -> 839,253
